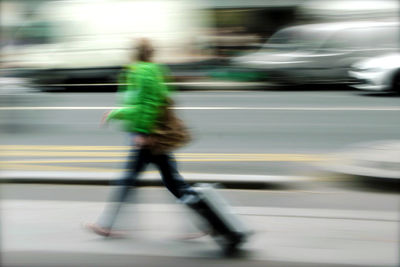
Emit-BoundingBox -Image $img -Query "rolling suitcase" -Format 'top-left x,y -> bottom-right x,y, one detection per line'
181,183 -> 252,252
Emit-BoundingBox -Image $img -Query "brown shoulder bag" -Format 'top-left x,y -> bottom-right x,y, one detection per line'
149,98 -> 191,154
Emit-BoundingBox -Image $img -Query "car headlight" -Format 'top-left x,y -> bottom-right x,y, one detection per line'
352,66 -> 384,72
364,68 -> 384,72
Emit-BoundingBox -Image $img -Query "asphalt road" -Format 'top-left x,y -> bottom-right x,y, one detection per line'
1,89 -> 399,176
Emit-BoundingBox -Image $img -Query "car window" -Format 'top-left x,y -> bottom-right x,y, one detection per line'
321,29 -> 371,50
263,28 -> 300,50
370,27 -> 399,48
321,26 -> 399,51
263,27 -> 331,51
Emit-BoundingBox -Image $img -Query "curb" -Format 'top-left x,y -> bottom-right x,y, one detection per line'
0,171 -> 311,189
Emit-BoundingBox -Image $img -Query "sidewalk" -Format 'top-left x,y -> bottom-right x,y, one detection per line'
2,199 -> 398,267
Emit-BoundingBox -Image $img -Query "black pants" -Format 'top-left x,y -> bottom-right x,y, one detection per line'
98,148 -> 192,229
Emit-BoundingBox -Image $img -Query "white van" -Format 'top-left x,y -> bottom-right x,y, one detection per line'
1,0 -> 212,88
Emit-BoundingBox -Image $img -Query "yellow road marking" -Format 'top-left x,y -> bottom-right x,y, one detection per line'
0,146 -> 326,174
3,159 -> 125,164
2,163 -> 122,172
0,147 -> 320,157
1,155 -> 324,163
0,146 -> 326,161
0,146 -> 131,151
178,158 -> 322,162
2,164 -> 164,173
2,163 -> 188,174
0,151 -> 129,157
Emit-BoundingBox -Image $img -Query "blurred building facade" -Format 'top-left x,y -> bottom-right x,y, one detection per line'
2,0 -> 398,55
198,0 -> 399,56
1,0 -> 398,85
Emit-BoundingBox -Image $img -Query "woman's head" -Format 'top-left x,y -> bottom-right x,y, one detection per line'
133,38 -> 154,62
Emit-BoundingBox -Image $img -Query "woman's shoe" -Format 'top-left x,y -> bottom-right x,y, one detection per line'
84,223 -> 116,237
176,231 -> 210,240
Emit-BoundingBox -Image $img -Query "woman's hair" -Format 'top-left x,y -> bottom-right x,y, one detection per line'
133,38 -> 154,62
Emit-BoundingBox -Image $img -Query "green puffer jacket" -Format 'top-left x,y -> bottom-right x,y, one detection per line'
107,62 -> 171,134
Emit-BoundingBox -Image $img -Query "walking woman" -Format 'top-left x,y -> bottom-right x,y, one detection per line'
86,39 -> 248,254
86,39 -> 194,236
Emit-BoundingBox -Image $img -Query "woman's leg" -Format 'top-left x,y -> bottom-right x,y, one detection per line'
96,148 -> 151,230
152,152 -> 214,239
152,153 -> 193,199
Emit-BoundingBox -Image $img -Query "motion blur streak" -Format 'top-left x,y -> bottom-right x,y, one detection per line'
1,0 -> 399,267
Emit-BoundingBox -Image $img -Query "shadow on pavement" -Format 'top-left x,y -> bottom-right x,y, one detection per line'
329,174 -> 400,194
356,92 -> 400,98
2,251 -> 359,267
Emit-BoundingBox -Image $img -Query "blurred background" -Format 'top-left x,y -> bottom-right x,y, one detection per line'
1,0 -> 399,87
1,1 -> 399,267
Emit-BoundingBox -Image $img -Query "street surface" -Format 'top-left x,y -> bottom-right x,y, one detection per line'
1,90 -> 399,176
1,88 -> 400,266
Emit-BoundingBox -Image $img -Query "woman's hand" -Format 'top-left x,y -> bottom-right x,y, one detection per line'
100,111 -> 111,127
134,135 -> 153,147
